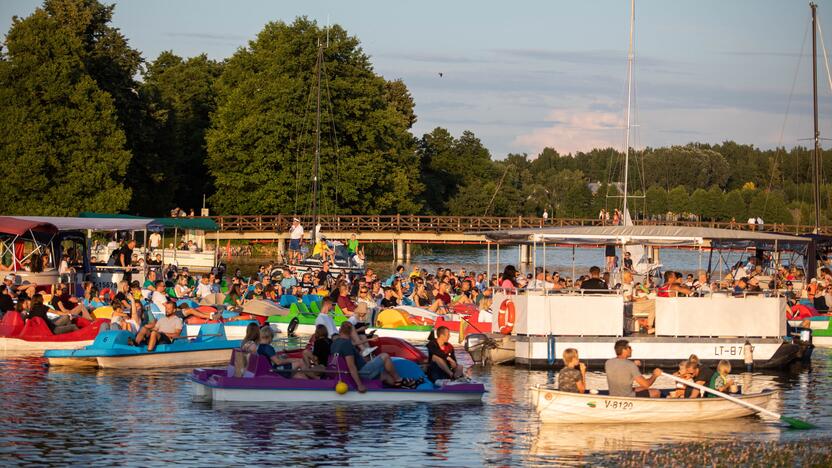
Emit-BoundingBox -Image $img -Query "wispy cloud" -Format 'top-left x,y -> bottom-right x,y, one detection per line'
375,51 -> 487,64
513,102 -> 625,155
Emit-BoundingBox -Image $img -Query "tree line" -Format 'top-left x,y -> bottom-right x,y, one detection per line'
1,0 -> 829,226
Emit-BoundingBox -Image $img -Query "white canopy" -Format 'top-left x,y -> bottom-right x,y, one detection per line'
13,216 -> 162,232
483,225 -> 809,250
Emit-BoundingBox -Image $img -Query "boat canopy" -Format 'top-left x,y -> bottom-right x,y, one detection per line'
482,225 -> 810,250
0,217 -> 59,236
78,212 -> 219,231
13,216 -> 163,232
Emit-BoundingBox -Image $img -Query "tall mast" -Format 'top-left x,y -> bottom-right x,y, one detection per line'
312,39 -> 323,240
812,3 -> 822,233
622,0 -> 635,220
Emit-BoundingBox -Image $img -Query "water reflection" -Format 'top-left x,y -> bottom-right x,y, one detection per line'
0,349 -> 827,466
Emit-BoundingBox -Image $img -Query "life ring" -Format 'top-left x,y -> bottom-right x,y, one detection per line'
497,299 -> 515,335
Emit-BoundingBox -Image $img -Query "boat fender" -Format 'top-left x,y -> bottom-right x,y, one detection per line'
335,381 -> 348,394
287,317 -> 299,337
497,299 -> 515,335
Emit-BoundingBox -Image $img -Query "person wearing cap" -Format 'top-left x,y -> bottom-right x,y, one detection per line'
2,274 -> 19,301
288,218 -> 304,263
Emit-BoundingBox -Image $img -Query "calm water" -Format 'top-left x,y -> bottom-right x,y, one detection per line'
0,348 -> 829,466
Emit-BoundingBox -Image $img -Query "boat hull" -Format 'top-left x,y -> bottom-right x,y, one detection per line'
97,348 -> 234,369
191,379 -> 483,403
0,337 -> 93,352
46,357 -> 98,368
531,386 -> 776,424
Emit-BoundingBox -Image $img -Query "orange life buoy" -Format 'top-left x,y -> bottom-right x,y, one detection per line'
497,299 -> 515,335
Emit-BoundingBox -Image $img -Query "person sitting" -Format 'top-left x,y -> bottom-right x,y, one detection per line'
301,324 -> 332,378
52,284 -> 92,321
109,301 -> 138,333
426,326 -> 464,382
580,266 -> 608,290
195,275 -> 213,299
28,294 -> 77,334
557,348 -> 586,393
331,322 -> 408,392
257,325 -> 308,378
666,360 -> 699,398
410,282 -> 443,312
150,280 -> 169,311
656,271 -> 692,297
732,277 -> 749,297
315,297 -> 339,338
240,322 -> 260,353
708,359 -> 737,396
379,287 -> 399,308
133,301 -> 183,352
312,236 -> 333,263
452,280 -> 475,305
605,339 -> 662,398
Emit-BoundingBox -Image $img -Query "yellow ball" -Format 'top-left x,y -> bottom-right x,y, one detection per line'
335,381 -> 349,395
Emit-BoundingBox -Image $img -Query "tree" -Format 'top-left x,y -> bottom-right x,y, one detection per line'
42,0 -> 165,214
704,186 -> 726,221
688,188 -> 708,220
749,191 -> 793,224
0,0 -> 131,215
142,51 -> 223,212
667,186 -> 689,214
645,185 -> 668,217
206,18 -> 423,215
724,189 -> 747,221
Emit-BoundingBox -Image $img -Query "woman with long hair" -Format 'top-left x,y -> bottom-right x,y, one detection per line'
500,265 -> 518,290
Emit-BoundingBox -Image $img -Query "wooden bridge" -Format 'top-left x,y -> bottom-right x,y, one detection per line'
208,214 -> 824,261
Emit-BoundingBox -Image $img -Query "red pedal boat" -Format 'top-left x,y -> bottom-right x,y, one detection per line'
0,311 -> 108,352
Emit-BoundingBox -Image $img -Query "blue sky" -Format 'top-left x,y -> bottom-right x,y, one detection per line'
3,0 -> 832,158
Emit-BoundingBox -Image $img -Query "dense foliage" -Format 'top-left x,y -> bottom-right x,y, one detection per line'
1,0 -> 830,225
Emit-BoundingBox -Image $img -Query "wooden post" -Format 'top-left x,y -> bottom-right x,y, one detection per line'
395,238 -> 404,261
405,242 -> 411,261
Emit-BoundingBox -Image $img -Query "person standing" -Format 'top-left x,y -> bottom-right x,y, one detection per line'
542,209 -> 549,225
119,240 -> 136,282
288,218 -> 304,263
149,231 -> 162,250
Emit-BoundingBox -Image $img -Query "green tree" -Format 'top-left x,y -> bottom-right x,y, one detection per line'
667,186 -> 689,214
206,18 -> 423,215
704,186 -> 726,221
142,51 -> 223,212
688,188 -> 709,219
645,185 -> 668,216
749,191 -> 793,224
724,189 -> 747,221
0,0 -> 131,215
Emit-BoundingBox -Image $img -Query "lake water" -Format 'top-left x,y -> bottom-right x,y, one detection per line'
0,348 -> 828,466
232,244 -> 790,279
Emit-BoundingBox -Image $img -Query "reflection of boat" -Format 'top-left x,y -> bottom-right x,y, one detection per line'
530,385 -> 776,424
44,323 -> 240,369
190,350 -> 485,403
528,417 -> 781,459
0,311 -> 107,352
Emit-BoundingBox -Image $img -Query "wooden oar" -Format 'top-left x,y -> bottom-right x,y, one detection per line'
665,374 -> 814,430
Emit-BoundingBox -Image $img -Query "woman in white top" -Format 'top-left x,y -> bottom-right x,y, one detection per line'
174,275 -> 192,298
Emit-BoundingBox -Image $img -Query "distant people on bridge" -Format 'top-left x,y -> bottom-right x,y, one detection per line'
542,209 -> 549,225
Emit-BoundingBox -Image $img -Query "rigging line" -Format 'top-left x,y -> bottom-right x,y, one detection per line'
820,19 -> 831,213
295,69 -> 317,215
766,17 -> 811,216
321,57 -> 343,211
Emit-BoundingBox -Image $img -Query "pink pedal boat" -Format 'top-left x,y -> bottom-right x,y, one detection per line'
190,350 -> 486,403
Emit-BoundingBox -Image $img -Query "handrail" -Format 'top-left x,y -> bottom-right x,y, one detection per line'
204,214 -> 831,235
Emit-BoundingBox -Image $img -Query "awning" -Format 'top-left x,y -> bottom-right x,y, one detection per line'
14,216 -> 163,232
0,216 -> 59,236
78,212 -> 218,231
482,225 -> 810,250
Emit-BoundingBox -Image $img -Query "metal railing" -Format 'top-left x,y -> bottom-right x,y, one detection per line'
205,214 -> 830,235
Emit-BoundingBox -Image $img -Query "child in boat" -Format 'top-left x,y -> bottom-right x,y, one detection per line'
708,360 -> 737,396
109,302 -> 136,333
557,348 -> 586,393
256,325 -> 308,379
240,323 -> 260,354
667,360 -> 696,398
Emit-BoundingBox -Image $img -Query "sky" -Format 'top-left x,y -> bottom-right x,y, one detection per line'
3,0 -> 832,158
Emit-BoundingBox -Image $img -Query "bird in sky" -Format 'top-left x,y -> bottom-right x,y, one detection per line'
438,72 -> 443,78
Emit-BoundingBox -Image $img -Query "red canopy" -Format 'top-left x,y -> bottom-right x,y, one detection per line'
0,217 -> 59,236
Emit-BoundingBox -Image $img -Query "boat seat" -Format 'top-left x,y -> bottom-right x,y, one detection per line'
279,295 -> 299,307
0,311 -> 25,337
309,301 -> 321,314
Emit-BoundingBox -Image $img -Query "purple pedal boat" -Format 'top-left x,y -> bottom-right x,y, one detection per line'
189,350 -> 486,403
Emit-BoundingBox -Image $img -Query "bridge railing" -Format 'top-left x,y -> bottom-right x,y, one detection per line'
209,214 -> 828,235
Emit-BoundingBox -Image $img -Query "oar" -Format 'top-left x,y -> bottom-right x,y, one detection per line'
665,374 -> 814,430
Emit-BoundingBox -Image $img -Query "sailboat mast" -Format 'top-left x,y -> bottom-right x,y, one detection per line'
312,40 -> 323,240
623,0 -> 635,219
812,3 -> 822,232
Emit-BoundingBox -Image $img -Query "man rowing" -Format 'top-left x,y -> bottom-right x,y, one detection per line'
605,339 -> 662,398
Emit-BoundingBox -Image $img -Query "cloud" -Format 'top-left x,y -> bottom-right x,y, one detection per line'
375,51 -> 486,64
513,103 -> 625,155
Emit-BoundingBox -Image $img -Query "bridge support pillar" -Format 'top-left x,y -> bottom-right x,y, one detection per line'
395,239 -> 404,261
519,244 -> 531,264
